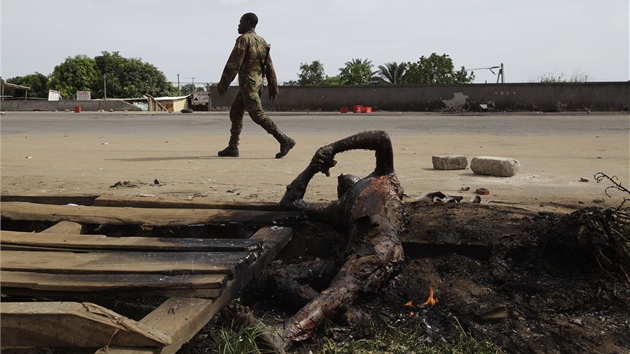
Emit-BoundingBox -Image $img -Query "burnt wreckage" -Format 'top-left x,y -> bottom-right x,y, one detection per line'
223,130 -> 408,351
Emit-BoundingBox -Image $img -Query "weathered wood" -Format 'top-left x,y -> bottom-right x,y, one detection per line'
0,194 -> 99,206
2,287 -> 223,299
0,195 -> 296,353
1,250 -> 253,276
1,271 -> 227,292
205,225 -> 294,310
1,302 -> 171,348
41,221 -> 84,234
99,226 -> 293,354
1,201 -> 302,227
94,195 -> 291,211
1,230 -> 262,252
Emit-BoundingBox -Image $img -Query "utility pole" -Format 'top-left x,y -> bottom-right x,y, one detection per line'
497,63 -> 505,84
185,77 -> 197,94
177,74 -> 180,95
103,75 -> 107,99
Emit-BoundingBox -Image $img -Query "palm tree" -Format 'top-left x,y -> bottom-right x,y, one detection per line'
376,62 -> 408,85
338,58 -> 375,85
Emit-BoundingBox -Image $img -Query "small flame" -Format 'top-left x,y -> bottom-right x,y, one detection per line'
421,287 -> 438,307
404,300 -> 415,308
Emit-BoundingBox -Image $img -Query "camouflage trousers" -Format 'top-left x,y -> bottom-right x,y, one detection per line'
228,89 -> 278,136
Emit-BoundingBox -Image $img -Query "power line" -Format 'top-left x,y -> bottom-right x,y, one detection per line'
468,63 -> 504,83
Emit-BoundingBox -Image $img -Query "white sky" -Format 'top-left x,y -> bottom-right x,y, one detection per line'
1,0 -> 629,86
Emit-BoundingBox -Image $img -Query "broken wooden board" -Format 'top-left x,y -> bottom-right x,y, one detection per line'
1,249 -> 252,276
1,201 -> 302,227
93,194 -> 289,211
1,271 -> 227,294
2,301 -> 172,348
101,225 -> 294,354
1,230 -> 263,252
0,196 -> 296,352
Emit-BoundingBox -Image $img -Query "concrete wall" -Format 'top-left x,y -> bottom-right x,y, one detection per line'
210,81 -> 629,112
0,99 -> 142,112
3,82 -> 627,112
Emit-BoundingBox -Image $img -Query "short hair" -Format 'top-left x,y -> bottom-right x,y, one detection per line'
242,13 -> 258,27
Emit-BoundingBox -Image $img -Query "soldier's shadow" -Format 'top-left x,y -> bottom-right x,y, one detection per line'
106,156 -> 273,162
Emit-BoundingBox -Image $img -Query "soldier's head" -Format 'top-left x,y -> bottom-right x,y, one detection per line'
238,13 -> 258,34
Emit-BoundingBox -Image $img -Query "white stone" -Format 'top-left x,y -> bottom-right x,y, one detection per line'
470,156 -> 520,177
432,155 -> 468,170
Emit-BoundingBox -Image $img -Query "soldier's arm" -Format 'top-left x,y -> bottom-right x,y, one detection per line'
265,56 -> 279,100
218,36 -> 247,93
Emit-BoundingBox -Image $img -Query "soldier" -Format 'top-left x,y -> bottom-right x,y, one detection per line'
222,131 -> 406,352
216,12 -> 295,158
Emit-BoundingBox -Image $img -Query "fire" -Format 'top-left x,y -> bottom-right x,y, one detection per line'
403,287 -> 438,315
421,287 -> 438,307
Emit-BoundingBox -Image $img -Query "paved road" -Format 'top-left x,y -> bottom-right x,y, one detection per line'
1,111 -> 628,137
1,111 -> 628,212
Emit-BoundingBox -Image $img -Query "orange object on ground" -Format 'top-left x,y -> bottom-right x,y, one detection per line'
476,188 -> 490,195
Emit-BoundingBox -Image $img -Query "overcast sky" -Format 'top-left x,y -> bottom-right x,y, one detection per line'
2,0 -> 628,86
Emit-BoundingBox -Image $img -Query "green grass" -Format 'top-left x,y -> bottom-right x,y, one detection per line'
212,324 -> 267,354
317,317 -> 504,354
212,317 -> 504,354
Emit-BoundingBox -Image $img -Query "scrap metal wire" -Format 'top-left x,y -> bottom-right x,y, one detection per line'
594,172 -> 630,224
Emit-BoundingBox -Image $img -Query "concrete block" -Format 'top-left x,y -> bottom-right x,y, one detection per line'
432,155 -> 468,170
471,156 -> 520,177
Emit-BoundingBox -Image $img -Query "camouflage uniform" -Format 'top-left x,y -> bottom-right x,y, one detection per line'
218,29 -> 294,158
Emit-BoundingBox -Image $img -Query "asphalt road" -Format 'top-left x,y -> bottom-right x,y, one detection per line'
1,111 -> 628,138
1,111 -> 628,212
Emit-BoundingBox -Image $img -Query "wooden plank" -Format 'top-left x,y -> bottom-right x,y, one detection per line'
1,230 -> 262,252
1,302 -> 171,348
1,271 -> 227,292
1,250 -> 253,276
2,287 -> 223,299
41,221 -> 84,234
94,195 -> 292,211
100,226 -> 293,354
95,298 -> 216,354
0,194 -> 99,206
1,201 -> 302,227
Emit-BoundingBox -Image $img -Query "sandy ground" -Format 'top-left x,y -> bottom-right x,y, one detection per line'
1,111 -> 628,213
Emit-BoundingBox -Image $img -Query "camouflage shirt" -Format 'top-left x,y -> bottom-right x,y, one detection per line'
218,30 -> 279,95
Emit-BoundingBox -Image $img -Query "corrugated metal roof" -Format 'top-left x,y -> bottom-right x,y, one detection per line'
1,82 -> 31,90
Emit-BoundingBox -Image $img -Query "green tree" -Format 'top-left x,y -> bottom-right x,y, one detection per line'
179,83 -> 206,95
404,53 -> 474,84
6,72 -> 49,98
203,82 -> 216,92
296,60 -> 326,86
338,58 -> 375,85
179,83 -> 193,95
375,62 -> 408,85
48,55 -> 100,99
321,76 -> 342,85
94,51 -> 177,98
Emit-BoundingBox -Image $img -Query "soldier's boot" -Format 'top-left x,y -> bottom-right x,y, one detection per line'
271,129 -> 296,158
218,135 -> 240,157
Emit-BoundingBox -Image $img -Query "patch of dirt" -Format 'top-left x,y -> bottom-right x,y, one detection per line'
181,201 -> 630,354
